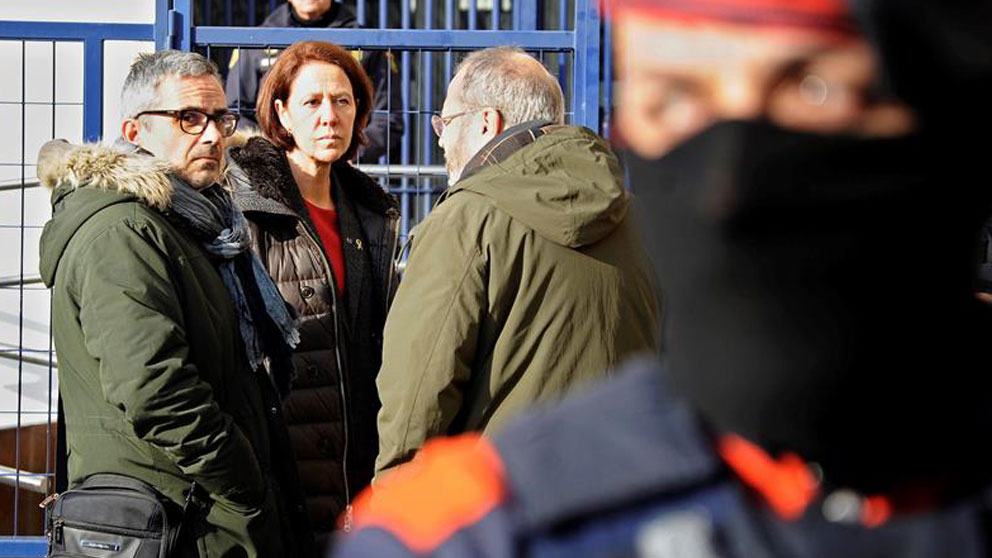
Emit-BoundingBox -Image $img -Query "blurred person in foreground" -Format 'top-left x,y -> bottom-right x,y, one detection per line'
373,46 -> 661,477
334,0 -> 992,556
225,40 -> 400,540
226,0 -> 403,162
978,217 -> 992,305
38,50 -> 312,556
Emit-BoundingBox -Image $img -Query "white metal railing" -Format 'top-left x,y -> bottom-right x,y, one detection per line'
0,465 -> 48,494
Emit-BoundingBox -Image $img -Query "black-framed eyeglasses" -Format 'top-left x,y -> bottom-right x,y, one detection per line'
136,109 -> 240,137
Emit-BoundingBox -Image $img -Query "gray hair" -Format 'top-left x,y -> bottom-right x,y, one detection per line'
454,46 -> 565,127
120,50 -> 221,120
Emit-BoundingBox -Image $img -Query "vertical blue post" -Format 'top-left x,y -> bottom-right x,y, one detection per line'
572,0 -> 601,132
378,0 -> 389,168
421,0 -> 435,221
602,0 -> 613,138
557,0 -> 567,117
172,0 -> 193,51
442,0 -> 454,217
444,0 -> 454,79
513,0 -> 539,30
46,39 -> 56,511
155,0 -> 172,50
15,41 -> 25,535
400,0 -> 412,239
491,0 -> 499,30
468,0 -> 477,30
225,0 -> 233,26
355,0 -> 367,161
249,0 -> 257,26
377,0 -> 388,164
83,38 -> 104,142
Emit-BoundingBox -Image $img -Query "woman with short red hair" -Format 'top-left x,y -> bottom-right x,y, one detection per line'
227,40 -> 399,541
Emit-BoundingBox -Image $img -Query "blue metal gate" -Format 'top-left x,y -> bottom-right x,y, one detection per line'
0,1 -> 605,554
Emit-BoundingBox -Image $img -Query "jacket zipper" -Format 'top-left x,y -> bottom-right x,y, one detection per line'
383,214 -> 401,311
298,222 -> 352,512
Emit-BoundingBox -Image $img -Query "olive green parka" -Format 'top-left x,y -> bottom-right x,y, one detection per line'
375,125 -> 661,475
38,143 -> 311,557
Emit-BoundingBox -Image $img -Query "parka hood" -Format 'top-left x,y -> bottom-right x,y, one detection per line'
38,140 -> 173,287
449,126 -> 628,248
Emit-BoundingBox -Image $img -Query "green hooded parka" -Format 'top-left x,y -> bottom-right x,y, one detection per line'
375,125 -> 661,475
38,143 -> 311,557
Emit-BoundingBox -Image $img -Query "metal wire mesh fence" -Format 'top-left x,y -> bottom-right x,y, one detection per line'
0,39 -> 83,540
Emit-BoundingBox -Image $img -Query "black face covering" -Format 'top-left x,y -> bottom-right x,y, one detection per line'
629,120 -> 992,494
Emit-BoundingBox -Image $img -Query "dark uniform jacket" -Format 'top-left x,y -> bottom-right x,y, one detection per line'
337,358 -> 992,557
225,2 -> 404,162
978,217 -> 992,293
228,135 -> 400,535
38,142 -> 311,557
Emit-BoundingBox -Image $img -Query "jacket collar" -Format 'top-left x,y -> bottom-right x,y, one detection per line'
455,120 -> 559,186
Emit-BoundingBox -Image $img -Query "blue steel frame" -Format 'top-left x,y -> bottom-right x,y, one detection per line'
0,1 -> 604,553
0,22 -> 155,142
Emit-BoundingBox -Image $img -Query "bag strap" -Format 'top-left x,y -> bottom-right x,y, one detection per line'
79,473 -> 173,495
170,481 -> 204,553
55,392 -> 67,494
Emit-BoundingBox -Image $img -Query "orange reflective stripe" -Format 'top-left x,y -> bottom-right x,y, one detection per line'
859,495 -> 893,528
717,434 -> 820,521
350,434 -> 507,554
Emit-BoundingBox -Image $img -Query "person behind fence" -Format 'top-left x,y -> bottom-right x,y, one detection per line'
373,46 -> 661,477
37,50 -> 314,557
333,0 -> 992,556
225,40 -> 400,540
226,0 -> 403,162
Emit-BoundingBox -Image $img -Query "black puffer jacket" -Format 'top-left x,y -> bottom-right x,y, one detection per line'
228,136 -> 399,534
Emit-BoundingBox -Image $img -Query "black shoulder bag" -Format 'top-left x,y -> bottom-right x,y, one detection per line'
45,473 -> 201,558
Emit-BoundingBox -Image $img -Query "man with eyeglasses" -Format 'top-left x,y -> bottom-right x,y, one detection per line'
38,50 -> 314,557
373,46 -> 661,477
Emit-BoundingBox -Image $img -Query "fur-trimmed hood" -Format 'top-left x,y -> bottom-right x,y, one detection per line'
38,139 -> 179,287
38,139 -> 174,210
227,135 -> 398,220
